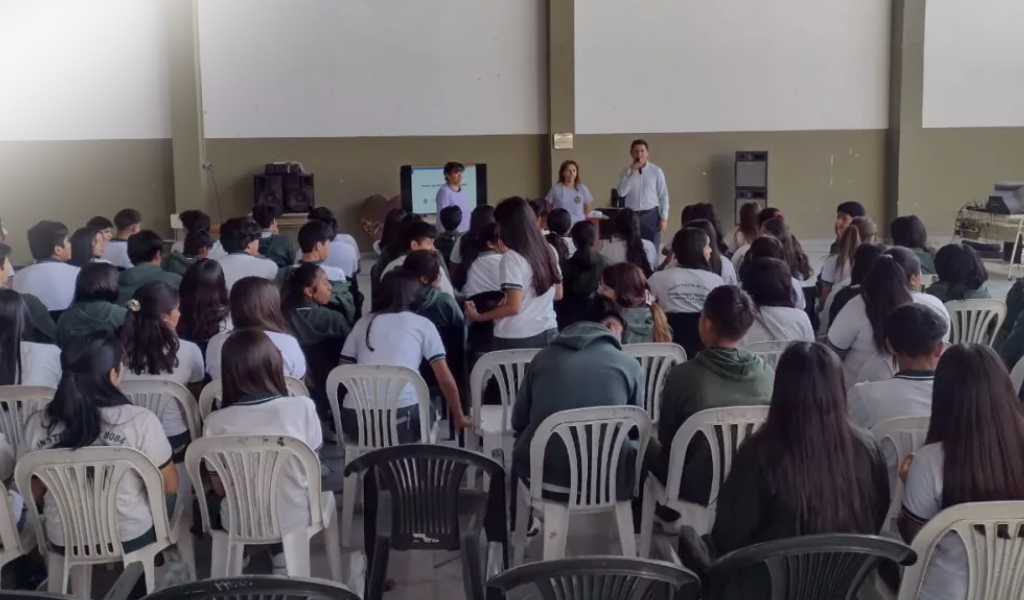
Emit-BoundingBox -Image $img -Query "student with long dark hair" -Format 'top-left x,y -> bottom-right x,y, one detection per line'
825,242 -> 887,329
684,219 -> 737,284
600,208 -> 656,276
926,243 -> 991,302
402,251 -> 466,391
558,220 -> 609,328
22,331 -> 178,553
176,258 -> 232,349
451,205 -> 496,290
68,227 -> 106,268
738,236 -> 807,310
56,263 -> 127,346
599,263 -> 671,343
277,220 -> 358,325
544,208 -> 575,262
465,197 -> 563,350
341,270 -> 469,438
900,345 -> 1024,600
370,209 -> 411,292
819,216 -> 877,306
649,228 -> 724,355
730,207 -> 783,269
730,201 -> 761,252
828,247 -> 950,387
891,215 -> 936,275
171,209 -> 225,259
0,289 -> 60,387
681,203 -> 730,258
760,218 -> 812,281
461,221 -> 503,298
740,258 -> 814,345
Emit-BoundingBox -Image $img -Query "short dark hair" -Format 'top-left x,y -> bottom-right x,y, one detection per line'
220,217 -> 260,253
886,303 -> 948,358
528,199 -> 547,218
582,295 -> 625,329
73,263 -> 120,304
402,250 -> 440,284
443,161 -> 465,176
546,208 -> 572,237
742,258 -> 795,308
27,220 -> 69,260
935,243 -> 988,300
183,229 -> 214,256
702,285 -> 755,341
306,207 -> 338,230
297,220 -> 333,254
404,221 -> 437,249
178,210 -> 211,232
127,230 -> 164,265
251,202 -> 281,229
890,215 -> 929,250
86,216 -> 114,231
113,209 -> 141,232
0,243 -> 10,266
630,139 -> 649,151
439,206 -> 463,232
836,201 -> 866,219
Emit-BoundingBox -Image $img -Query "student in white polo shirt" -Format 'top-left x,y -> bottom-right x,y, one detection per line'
449,205 -> 496,289
215,217 -> 279,292
206,277 -> 306,380
817,216 -> 877,310
102,209 -> 142,270
11,220 -> 79,311
739,258 -> 814,346
464,197 -> 563,350
202,328 -> 324,575
307,207 -> 360,279
600,208 -> 657,276
738,237 -> 807,311
461,222 -> 503,298
829,247 -> 950,388
21,331 -> 178,553
0,290 -> 61,388
899,345 -> 1024,600
120,281 -> 205,462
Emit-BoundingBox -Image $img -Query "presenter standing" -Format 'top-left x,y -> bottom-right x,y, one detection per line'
435,161 -> 471,232
615,139 -> 669,248
545,160 -> 593,224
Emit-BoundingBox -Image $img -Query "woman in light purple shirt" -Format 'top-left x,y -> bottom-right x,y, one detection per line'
435,161 -> 472,232
545,160 -> 593,224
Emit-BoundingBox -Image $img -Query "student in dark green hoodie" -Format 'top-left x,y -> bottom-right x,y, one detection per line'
599,262 -> 673,344
925,243 -> 991,303
57,262 -> 127,346
117,230 -> 182,305
162,229 -> 213,277
277,220 -> 358,325
652,285 -> 774,522
891,215 -> 937,275
401,250 -> 466,390
254,202 -> 299,269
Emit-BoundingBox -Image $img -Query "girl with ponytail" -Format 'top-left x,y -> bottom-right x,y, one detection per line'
559,221 -> 608,327
600,262 -> 672,344
544,208 -> 574,262
600,208 -> 656,277
819,216 -> 877,307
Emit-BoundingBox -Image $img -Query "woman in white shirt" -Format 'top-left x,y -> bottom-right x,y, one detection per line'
120,281 -> 205,462
465,197 -> 563,350
0,289 -> 61,388
600,208 -> 656,276
545,160 -> 593,224
22,331 -> 177,554
739,258 -> 814,346
900,344 -> 1024,600
818,217 -> 877,309
828,247 -> 950,388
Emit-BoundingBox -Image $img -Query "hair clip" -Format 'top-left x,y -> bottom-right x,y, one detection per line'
126,299 -> 141,312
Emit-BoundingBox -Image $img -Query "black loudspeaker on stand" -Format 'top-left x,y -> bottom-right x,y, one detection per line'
734,151 -> 768,223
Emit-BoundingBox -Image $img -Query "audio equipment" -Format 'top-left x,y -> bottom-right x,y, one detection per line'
734,151 -> 768,223
253,166 -> 316,213
986,182 -> 1024,215
284,174 -> 315,213
253,175 -> 284,211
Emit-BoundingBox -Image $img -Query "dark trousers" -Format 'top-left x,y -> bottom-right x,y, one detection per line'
636,207 -> 662,249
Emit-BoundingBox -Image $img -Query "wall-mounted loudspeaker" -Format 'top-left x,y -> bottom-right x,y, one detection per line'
734,151 -> 768,223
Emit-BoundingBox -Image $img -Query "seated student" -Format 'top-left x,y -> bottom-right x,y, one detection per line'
0,243 -> 56,344
0,289 -> 61,388
828,247 -> 950,387
739,258 -> 814,345
56,263 -> 127,347
171,210 -> 226,259
730,201 -> 761,253
598,262 -> 671,344
901,346 -> 1024,600
739,237 -> 807,311
277,220 -> 357,325
163,229 -> 214,277
825,242 -> 886,329
215,217 -> 279,292
176,258 -> 232,354
68,227 -> 107,268
819,216 -> 877,309
340,271 -> 470,440
648,227 -> 725,357
117,230 -> 182,305
206,277 -> 306,380
529,199 -> 548,232
201,328 -> 324,575
544,208 -> 576,262
831,201 -> 867,254
848,303 -> 944,435
450,205 -> 496,289
86,216 -> 114,242
253,202 -> 299,269
1000,278 -> 1024,350
402,251 -> 466,386
696,342 -> 888,599
0,432 -> 21,538
281,262 -> 349,430
600,208 -> 656,276
511,296 -> 643,496
120,281 -> 205,460
102,209 -> 142,269
381,220 -> 456,297
760,218 -> 813,284
730,207 -> 783,270
683,219 -> 737,284
370,209 -> 410,293
307,207 -> 360,278
20,331 -> 178,554
681,203 -> 731,258
11,220 -> 79,311
558,220 -> 608,328
653,285 -> 773,516
435,205 -> 463,268
461,221 -> 503,298
926,243 -> 991,302
891,215 -> 936,275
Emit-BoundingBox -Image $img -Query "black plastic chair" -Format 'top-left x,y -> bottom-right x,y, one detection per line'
706,534 -> 916,600
487,556 -> 701,600
138,575 -> 360,600
0,562 -> 143,600
344,444 -> 508,600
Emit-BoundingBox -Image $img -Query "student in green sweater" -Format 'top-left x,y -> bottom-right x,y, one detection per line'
651,285 -> 774,525
401,250 -> 467,391
891,215 -> 937,275
56,263 -> 127,347
163,229 -> 214,277
925,243 -> 991,303
599,262 -> 672,344
254,202 -> 299,269
118,230 -> 182,305
277,220 -> 358,325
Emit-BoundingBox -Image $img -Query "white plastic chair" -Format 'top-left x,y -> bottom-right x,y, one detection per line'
185,435 -> 342,580
742,340 -> 792,368
0,386 -> 55,451
326,364 -> 436,548
944,299 -> 1007,346
622,343 -> 687,425
467,349 -> 539,482
870,416 -> 930,531
0,475 -> 36,578
199,377 -> 310,420
639,406 -> 769,557
512,406 -> 651,566
15,447 -> 194,597
897,501 -> 1024,600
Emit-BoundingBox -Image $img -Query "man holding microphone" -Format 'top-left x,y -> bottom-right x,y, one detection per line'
616,139 -> 669,248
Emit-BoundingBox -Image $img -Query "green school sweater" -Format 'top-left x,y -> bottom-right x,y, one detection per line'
285,300 -> 351,409
162,251 -> 198,277
623,306 -> 656,345
277,261 -> 358,326
56,301 -> 128,347
417,287 -> 467,389
914,249 -> 937,275
259,232 -> 299,269
924,280 -> 991,303
23,293 -> 58,344
117,264 -> 183,305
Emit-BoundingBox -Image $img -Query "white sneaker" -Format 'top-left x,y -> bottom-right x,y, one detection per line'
271,552 -> 287,576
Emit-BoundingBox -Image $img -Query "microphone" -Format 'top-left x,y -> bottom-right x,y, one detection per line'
639,166 -> 643,174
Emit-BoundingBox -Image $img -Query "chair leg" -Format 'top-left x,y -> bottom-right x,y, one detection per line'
542,503 -> 569,561
47,553 -> 67,594
281,532 -> 312,578
323,508 -> 345,582
366,534 -> 391,600
615,501 -> 638,557
227,542 -> 245,576
639,481 -> 657,558
341,473 -> 357,547
142,559 -> 157,594
70,564 -> 92,599
209,531 -> 231,578
512,489 -> 529,566
175,521 -> 196,580
460,528 -> 485,600
481,434 -> 499,491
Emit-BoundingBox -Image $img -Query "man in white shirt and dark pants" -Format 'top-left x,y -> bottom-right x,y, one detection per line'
616,139 -> 669,249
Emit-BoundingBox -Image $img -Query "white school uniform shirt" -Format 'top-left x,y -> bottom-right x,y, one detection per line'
741,306 -> 815,346
559,237 -> 577,257
495,248 -> 561,339
600,238 -> 659,272
382,255 -> 456,298
101,239 -> 132,270
791,278 -> 807,310
21,404 -> 173,545
170,240 -> 227,260
206,330 -> 306,381
731,244 -> 750,271
818,254 -> 851,287
340,312 -> 446,409
122,340 -> 205,437
203,394 -> 323,534
462,252 -> 503,297
848,371 -> 934,468
828,293 -> 950,388
324,235 -> 359,278
18,342 -> 62,388
718,258 -> 738,285
215,253 -> 279,292
11,261 -> 80,311
648,267 -> 725,313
